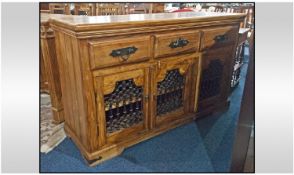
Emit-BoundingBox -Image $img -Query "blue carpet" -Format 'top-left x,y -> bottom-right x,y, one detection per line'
40,54 -> 249,173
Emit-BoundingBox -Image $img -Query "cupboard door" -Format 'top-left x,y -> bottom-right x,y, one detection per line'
94,66 -> 149,145
198,46 -> 234,111
151,54 -> 197,128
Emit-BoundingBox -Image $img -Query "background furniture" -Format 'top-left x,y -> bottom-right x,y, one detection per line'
40,3 -> 50,14
231,28 -> 250,89
49,3 -> 70,15
225,5 -> 254,28
74,3 -> 95,16
49,12 -> 245,166
96,3 -> 125,16
127,3 -> 149,14
230,30 -> 254,172
40,48 -> 49,93
41,14 -> 64,124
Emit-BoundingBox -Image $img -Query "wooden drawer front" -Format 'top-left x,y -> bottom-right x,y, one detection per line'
89,36 -> 151,69
201,26 -> 239,50
154,31 -> 200,58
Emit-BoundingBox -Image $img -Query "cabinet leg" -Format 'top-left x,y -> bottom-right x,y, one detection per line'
51,107 -> 64,124
82,155 -> 103,167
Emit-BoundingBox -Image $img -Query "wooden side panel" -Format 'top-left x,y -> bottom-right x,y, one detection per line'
54,31 -> 98,153
40,37 -> 64,123
78,40 -> 99,152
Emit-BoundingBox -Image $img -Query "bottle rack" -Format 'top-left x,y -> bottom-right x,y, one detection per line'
104,79 -> 143,134
156,69 -> 185,116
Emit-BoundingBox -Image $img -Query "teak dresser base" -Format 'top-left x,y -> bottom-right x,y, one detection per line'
47,12 -> 245,166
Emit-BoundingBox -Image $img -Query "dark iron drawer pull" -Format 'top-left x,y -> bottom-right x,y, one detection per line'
110,46 -> 138,61
214,34 -> 228,42
169,38 -> 189,49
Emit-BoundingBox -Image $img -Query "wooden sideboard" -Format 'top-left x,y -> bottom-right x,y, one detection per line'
45,12 -> 245,165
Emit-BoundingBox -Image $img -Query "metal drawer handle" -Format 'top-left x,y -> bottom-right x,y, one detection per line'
214,34 -> 228,42
169,38 -> 189,49
110,46 -> 138,61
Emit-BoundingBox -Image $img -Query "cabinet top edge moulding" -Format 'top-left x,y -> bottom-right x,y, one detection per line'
47,12 -> 246,38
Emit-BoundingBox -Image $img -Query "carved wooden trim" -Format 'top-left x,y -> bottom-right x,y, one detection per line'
156,60 -> 190,83
41,25 -> 55,39
50,19 -> 243,39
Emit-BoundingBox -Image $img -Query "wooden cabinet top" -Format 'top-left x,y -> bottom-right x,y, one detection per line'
45,12 -> 246,32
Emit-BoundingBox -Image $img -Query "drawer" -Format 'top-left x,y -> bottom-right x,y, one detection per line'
154,31 -> 200,58
201,26 -> 239,51
89,36 -> 151,69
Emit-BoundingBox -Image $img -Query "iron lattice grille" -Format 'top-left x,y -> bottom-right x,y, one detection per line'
104,79 -> 143,134
156,69 -> 185,116
199,59 -> 224,100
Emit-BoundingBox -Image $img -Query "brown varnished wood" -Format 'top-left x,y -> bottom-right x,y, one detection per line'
154,30 -> 201,58
190,54 -> 202,113
96,3 -> 125,16
48,3 -> 70,15
48,12 -> 245,165
152,53 -> 199,128
40,17 -> 64,123
198,45 -> 236,112
74,3 -> 95,16
201,26 -> 239,51
94,65 -> 149,145
50,12 -> 245,32
40,49 -> 49,93
88,36 -> 151,70
54,32 -> 98,152
64,111 -> 198,164
102,69 -> 144,95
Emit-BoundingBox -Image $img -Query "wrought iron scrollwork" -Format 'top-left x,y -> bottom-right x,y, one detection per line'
110,46 -> 138,61
156,69 -> 185,116
104,79 -> 143,134
169,38 -> 189,49
199,59 -> 224,100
